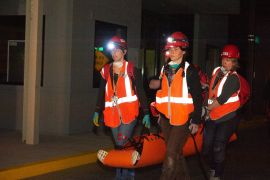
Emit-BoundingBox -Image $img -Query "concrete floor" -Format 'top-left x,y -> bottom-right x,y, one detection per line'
1,116 -> 270,179
0,128 -> 113,170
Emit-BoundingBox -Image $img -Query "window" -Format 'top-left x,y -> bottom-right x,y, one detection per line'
0,16 -> 25,84
6,40 -> 25,84
0,15 -> 45,85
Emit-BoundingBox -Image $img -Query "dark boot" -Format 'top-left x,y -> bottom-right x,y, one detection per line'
175,156 -> 190,180
160,156 -> 176,180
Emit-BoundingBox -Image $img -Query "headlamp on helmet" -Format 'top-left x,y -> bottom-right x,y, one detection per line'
107,36 -> 127,52
165,32 -> 189,50
167,37 -> 173,43
107,41 -> 116,50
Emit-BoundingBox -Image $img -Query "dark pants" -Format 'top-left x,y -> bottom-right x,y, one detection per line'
159,115 -> 190,180
111,119 -> 137,180
202,116 -> 238,177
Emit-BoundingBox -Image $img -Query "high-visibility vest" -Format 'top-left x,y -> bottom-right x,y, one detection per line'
155,61 -> 194,126
208,67 -> 240,120
100,61 -> 139,128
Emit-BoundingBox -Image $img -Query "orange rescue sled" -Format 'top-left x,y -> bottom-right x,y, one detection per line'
97,126 -> 237,168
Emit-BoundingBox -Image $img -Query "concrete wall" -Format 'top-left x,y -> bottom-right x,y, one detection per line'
0,0 -> 142,135
0,86 -> 23,130
0,0 -> 25,15
39,0 -> 73,135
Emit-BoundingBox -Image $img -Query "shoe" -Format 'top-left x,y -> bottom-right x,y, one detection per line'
115,168 -> 123,180
121,169 -> 135,180
131,151 -> 140,165
208,169 -> 215,178
209,176 -> 221,180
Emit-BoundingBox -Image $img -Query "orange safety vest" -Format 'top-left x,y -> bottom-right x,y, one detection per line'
208,67 -> 240,120
155,61 -> 194,126
100,61 -> 139,128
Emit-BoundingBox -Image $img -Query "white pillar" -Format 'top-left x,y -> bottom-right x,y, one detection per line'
22,0 -> 43,144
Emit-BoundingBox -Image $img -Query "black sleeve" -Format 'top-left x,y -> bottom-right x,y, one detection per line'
216,74 -> 240,105
95,77 -> 105,113
187,65 -> 203,124
133,67 -> 150,115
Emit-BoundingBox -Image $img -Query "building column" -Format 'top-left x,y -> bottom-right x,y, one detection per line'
22,0 -> 43,144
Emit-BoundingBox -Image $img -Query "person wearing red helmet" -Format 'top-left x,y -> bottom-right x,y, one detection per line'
107,35 -> 128,53
150,32 -> 203,179
202,44 -> 241,180
93,35 -> 150,180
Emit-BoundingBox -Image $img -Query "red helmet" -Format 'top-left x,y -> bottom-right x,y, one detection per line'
221,44 -> 240,59
107,36 -> 127,50
165,32 -> 189,50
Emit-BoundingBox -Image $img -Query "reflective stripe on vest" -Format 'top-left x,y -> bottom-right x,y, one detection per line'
102,61 -> 139,128
159,66 -> 164,80
216,71 -> 239,104
104,62 -> 137,107
101,68 -> 105,78
208,67 -> 240,120
156,62 -> 193,105
105,95 -> 138,107
212,67 -> 220,76
156,96 -> 193,104
155,61 -> 194,125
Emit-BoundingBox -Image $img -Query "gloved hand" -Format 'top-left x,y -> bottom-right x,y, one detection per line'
92,112 -> 99,127
201,106 -> 210,121
150,102 -> 159,117
189,123 -> 199,135
142,114 -> 151,129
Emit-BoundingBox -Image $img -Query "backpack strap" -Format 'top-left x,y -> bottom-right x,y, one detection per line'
101,61 -> 137,94
102,61 -> 134,80
127,61 -> 135,80
101,63 -> 111,81
126,61 -> 137,94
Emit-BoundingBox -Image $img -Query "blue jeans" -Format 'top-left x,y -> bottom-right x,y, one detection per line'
111,119 -> 137,180
115,169 -> 135,180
